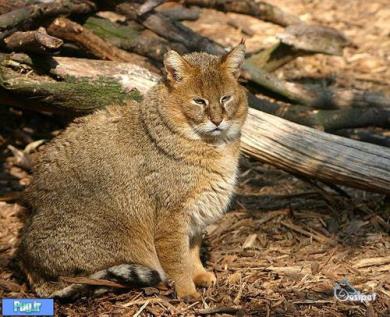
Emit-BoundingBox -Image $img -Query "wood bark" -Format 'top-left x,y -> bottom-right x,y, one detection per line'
1,54 -> 389,195
243,63 -> 390,110
334,129 -> 390,148
244,42 -> 302,73
241,108 -> 390,195
116,2 -> 225,55
137,0 -> 166,16
247,24 -> 348,72
0,54 -> 157,113
83,16 -> 188,62
248,94 -> 390,131
4,27 -> 63,53
0,0 -> 96,40
46,17 -> 159,73
0,0 -> 28,15
158,6 -> 200,21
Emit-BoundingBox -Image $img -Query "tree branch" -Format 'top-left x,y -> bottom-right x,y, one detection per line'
248,94 -> 390,131
46,17 -> 159,73
116,2 -> 225,55
0,0 -> 96,40
83,16 -> 188,62
179,0 -> 301,26
4,27 -> 63,53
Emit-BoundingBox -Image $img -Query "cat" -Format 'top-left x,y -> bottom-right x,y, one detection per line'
17,42 -> 248,301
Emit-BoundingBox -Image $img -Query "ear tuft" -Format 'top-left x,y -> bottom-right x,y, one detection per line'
220,42 -> 246,78
163,50 -> 192,83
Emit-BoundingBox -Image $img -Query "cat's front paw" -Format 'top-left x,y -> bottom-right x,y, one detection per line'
180,291 -> 201,303
175,284 -> 201,302
193,271 -> 216,288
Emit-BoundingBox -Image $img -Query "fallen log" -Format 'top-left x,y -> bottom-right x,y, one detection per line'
46,17 -> 159,73
1,54 -> 389,195
242,108 -> 390,195
83,16 -> 188,62
0,54 -> 154,113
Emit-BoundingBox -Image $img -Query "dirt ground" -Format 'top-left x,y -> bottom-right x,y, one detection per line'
1,0 -> 389,316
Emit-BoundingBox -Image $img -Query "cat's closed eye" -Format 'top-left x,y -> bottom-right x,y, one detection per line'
220,95 -> 232,104
192,98 -> 208,106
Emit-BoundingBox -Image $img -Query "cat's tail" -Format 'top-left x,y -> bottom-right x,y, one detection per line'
35,264 -> 164,301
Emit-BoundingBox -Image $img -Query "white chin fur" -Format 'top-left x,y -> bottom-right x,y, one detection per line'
184,120 -> 241,140
210,130 -> 222,136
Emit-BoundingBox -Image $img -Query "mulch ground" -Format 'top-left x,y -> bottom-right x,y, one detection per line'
1,0 -> 389,316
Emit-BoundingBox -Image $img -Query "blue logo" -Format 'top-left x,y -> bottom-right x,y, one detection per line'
2,298 -> 54,316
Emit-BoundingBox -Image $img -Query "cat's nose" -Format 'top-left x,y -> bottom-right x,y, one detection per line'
210,118 -> 223,127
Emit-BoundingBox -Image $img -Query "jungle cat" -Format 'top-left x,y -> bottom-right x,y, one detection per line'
17,43 -> 248,301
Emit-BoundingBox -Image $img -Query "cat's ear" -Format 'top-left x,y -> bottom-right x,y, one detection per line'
163,50 -> 192,83
220,41 -> 246,79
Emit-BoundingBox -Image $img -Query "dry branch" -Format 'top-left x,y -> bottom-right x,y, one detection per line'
1,54 -> 389,195
137,0 -> 166,16
158,6 -> 200,21
46,17 -> 159,73
247,24 -> 348,73
0,0 -> 29,15
180,0 -> 301,26
227,18 -> 255,36
248,94 -> 390,130
277,24 -> 348,56
314,88 -> 390,109
0,0 -> 95,40
83,16 -> 187,61
244,65 -> 390,110
352,256 -> 390,268
60,276 -> 127,289
4,27 -> 63,53
246,42 -> 301,73
334,129 -> 390,148
116,2 -> 225,55
197,306 -> 243,315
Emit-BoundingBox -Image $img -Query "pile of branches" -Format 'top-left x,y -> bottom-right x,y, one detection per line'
0,0 -> 389,195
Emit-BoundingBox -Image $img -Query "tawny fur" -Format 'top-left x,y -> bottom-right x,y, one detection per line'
17,44 -> 248,300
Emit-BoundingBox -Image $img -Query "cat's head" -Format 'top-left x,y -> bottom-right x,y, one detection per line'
162,43 -> 248,142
